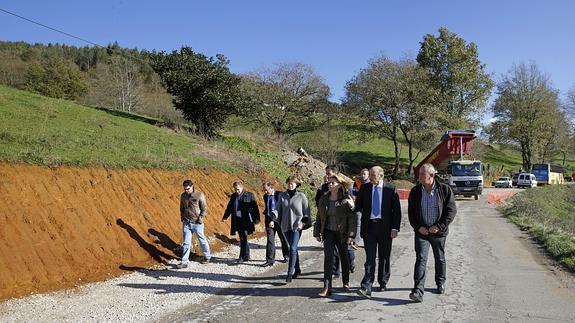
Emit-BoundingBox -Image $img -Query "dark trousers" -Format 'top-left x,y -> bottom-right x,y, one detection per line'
238,229 -> 250,260
286,230 -> 301,275
323,230 -> 349,289
413,234 -> 446,294
333,244 -> 356,274
361,222 -> 392,292
265,221 -> 289,263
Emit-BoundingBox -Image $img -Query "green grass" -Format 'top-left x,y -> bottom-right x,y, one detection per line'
499,185 -> 575,271
0,85 -> 228,170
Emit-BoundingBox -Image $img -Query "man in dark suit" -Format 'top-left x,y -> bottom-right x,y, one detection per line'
262,182 -> 289,267
408,163 -> 456,302
222,181 -> 260,263
355,166 -> 402,297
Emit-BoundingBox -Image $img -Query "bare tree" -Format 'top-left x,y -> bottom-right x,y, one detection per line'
240,63 -> 331,137
109,56 -> 143,112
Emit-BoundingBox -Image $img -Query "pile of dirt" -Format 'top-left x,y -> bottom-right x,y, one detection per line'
485,190 -> 518,206
0,163 -> 266,301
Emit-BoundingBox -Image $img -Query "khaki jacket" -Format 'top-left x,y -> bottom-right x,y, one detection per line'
313,191 -> 357,240
180,190 -> 207,223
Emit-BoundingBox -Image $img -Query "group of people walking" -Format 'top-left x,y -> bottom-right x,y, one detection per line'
176,162 -> 456,303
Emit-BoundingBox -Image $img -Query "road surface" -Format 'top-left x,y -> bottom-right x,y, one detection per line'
163,188 -> 575,322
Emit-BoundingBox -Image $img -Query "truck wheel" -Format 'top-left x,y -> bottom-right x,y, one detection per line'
474,195 -> 479,200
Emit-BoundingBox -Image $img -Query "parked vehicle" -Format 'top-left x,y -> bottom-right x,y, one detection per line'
531,163 -> 565,185
447,160 -> 483,200
511,173 -> 519,187
517,173 -> 537,188
494,177 -> 512,188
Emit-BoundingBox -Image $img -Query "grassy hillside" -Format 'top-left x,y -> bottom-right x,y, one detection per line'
0,85 -> 215,169
0,85 -> 296,181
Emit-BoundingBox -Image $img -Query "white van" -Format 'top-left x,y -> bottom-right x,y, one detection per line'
517,173 -> 537,188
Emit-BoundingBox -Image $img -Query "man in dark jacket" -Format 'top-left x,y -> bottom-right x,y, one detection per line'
408,163 -> 457,303
355,166 -> 402,297
222,181 -> 260,263
262,182 -> 289,266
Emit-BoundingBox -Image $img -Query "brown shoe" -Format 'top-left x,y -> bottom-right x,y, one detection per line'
318,288 -> 332,297
175,263 -> 188,269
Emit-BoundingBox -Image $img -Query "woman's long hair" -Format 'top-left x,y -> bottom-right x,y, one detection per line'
328,174 -> 351,202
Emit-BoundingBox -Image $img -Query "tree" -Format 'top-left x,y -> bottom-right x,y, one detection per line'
24,57 -> 87,100
490,62 -> 562,170
108,55 -> 143,112
344,55 -> 402,176
394,59 -> 440,174
149,47 -> 243,138
417,27 -> 493,128
344,55 -> 439,176
240,63 -> 331,137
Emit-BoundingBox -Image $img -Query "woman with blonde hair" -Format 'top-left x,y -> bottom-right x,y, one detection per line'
276,175 -> 310,282
313,174 -> 357,297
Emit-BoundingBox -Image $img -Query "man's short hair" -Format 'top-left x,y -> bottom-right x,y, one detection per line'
233,180 -> 244,187
420,163 -> 437,176
262,181 -> 273,188
182,179 -> 193,187
370,166 -> 384,177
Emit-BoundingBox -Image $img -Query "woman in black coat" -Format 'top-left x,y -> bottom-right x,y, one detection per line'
222,181 -> 260,262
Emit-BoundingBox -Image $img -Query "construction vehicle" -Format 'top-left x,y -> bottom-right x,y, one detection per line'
414,130 -> 483,200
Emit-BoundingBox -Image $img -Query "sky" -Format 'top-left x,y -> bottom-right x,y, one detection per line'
1,0 -> 574,120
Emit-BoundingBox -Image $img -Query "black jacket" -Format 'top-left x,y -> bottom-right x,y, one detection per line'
262,190 -> 282,225
222,191 -> 260,235
408,181 -> 457,236
354,183 -> 402,240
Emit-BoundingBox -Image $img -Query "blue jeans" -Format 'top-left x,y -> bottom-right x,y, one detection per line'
181,220 -> 211,264
286,230 -> 301,275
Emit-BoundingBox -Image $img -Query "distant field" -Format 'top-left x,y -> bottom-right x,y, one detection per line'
292,125 -> 573,178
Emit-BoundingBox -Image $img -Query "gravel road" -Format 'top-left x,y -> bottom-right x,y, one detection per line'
1,188 -> 574,322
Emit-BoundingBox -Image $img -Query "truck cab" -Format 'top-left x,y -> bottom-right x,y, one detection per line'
447,160 -> 483,200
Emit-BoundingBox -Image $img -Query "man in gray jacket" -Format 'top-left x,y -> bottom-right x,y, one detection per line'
176,179 -> 211,269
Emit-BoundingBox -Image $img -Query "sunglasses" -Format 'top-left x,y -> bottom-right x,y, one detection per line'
184,186 -> 192,190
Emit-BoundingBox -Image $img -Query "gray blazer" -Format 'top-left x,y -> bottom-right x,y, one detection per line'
276,191 -> 310,232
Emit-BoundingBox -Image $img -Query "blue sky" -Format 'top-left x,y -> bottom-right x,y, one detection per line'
1,1 -> 574,112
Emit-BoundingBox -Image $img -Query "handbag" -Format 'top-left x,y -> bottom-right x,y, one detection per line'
301,214 -> 313,230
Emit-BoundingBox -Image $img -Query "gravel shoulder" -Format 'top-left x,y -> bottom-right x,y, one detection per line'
0,232 -> 317,322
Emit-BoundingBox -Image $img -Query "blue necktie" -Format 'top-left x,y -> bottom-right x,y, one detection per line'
268,195 -> 275,216
372,186 -> 380,218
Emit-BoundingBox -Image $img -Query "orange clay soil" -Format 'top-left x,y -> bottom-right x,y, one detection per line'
0,162 -> 268,301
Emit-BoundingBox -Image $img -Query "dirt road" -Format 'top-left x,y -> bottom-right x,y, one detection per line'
164,188 -> 575,322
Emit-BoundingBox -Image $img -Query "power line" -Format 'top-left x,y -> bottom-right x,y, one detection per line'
0,7 -> 148,64
0,7 -> 106,48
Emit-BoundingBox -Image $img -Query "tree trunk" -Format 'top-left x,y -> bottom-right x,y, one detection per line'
392,124 -> 400,178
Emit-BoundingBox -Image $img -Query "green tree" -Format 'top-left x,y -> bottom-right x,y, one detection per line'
240,63 -> 331,137
490,62 -> 562,170
417,27 -> 493,128
24,57 -> 87,100
149,47 -> 243,138
344,55 -> 439,176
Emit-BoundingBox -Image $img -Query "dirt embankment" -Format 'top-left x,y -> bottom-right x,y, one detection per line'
0,163 -> 268,301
